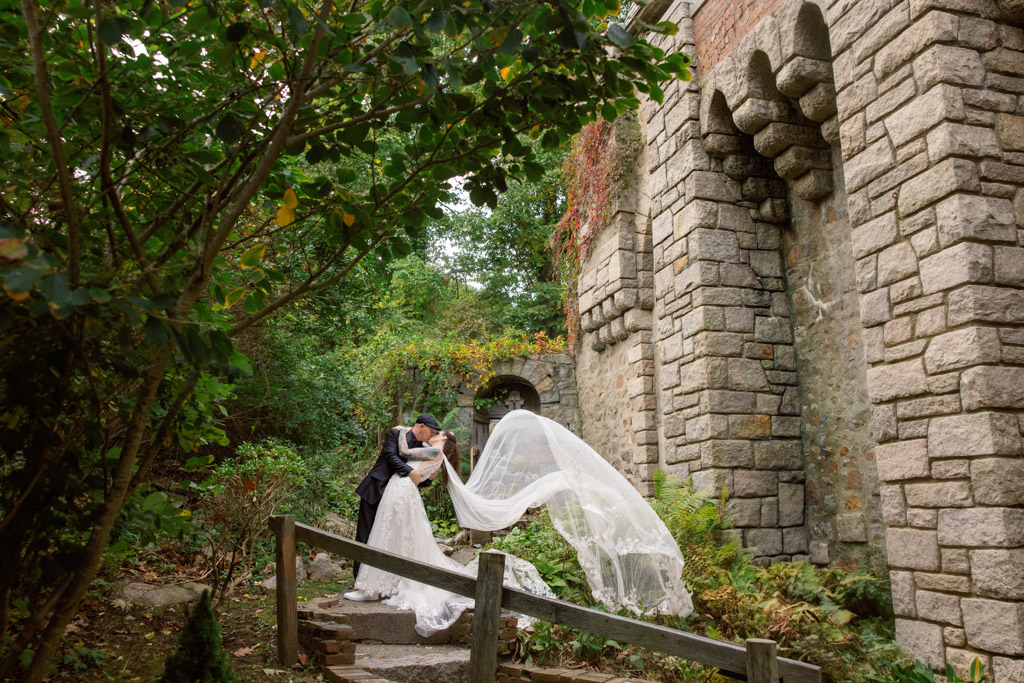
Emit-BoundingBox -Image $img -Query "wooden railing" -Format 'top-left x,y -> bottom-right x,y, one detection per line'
270,515 -> 821,683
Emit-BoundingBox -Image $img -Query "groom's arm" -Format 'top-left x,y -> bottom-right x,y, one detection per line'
380,428 -> 414,478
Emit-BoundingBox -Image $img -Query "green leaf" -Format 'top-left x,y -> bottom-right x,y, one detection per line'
97,18 -> 128,45
4,266 -> 41,295
225,22 -> 249,42
224,287 -> 245,307
387,5 -> 412,29
215,114 -> 243,144
240,243 -> 266,268
39,273 -> 71,306
606,23 -> 634,48
283,1 -> 308,35
144,316 -> 168,347
497,28 -> 523,56
424,10 -> 445,33
523,161 -> 544,182
970,658 -> 983,682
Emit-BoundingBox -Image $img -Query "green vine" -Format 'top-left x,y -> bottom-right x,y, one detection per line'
552,115 -> 642,347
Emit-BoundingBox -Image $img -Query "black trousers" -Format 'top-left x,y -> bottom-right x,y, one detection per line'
353,497 -> 378,580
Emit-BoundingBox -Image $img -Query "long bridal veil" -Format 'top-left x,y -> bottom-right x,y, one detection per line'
444,410 -> 693,619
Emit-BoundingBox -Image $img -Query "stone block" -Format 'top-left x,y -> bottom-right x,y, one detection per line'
997,112 -> 1024,150
891,571 -> 917,617
727,358 -> 770,392
916,590 -> 963,626
876,439 -> 929,481
994,656 -> 1024,683
905,481 -> 972,508
853,212 -> 899,259
924,327 -> 1002,374
913,44 -> 985,91
916,572 -> 971,593
753,122 -> 826,158
744,528 -> 783,556
725,498 -> 762,528
866,359 -> 928,402
927,123 -> 1001,163
837,513 -> 868,542
778,483 -> 804,526
753,316 -> 793,344
935,194 -> 1016,246
943,548 -> 970,575
704,390 -> 758,414
948,286 -> 1024,327
860,288 -> 894,327
691,468 -> 733,496
932,459 -> 970,479
673,200 -> 718,238
732,470 -> 777,497
919,242 -> 993,294
728,414 -> 771,439
754,441 -> 803,470
885,84 -> 964,148
971,458 -> 1024,506
898,158 -> 980,217
873,405 -> 899,443
877,242 -> 919,286
961,366 -> 1024,410
971,550 -> 1024,600
895,618 -> 945,670
847,139 -> 896,192
995,246 -> 1024,285
928,412 -> 1024,457
880,485 -> 908,525
887,528 -> 941,570
688,228 -> 741,263
760,497 -> 778,527
962,599 -> 1024,656
701,440 -> 755,468
938,508 -> 1024,547
809,541 -> 829,566
783,526 -> 808,554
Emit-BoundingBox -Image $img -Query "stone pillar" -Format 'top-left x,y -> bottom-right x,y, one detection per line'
832,0 -> 1024,676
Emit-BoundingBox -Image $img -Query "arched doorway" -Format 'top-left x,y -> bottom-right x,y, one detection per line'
471,377 -> 540,457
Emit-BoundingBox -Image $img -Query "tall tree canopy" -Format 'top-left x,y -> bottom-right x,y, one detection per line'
0,0 -> 689,678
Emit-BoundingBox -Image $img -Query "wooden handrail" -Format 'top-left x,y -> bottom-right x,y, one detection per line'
270,516 -> 821,683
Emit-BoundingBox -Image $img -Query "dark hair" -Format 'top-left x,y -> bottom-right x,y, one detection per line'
440,431 -> 460,482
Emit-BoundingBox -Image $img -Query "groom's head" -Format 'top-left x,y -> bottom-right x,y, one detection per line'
411,414 -> 440,441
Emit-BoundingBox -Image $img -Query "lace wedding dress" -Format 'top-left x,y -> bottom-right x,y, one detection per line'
353,411 -> 692,636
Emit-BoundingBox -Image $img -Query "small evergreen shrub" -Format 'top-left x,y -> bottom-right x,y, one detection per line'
157,590 -> 236,683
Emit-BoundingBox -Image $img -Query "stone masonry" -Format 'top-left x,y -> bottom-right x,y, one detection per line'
574,0 -> 1024,676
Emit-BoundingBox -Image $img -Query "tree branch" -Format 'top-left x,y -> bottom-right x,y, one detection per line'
20,0 -> 82,286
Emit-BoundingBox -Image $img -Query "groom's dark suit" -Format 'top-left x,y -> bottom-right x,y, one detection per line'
353,427 -> 431,577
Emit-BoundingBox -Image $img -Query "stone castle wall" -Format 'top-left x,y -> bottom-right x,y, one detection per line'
573,0 -> 1024,676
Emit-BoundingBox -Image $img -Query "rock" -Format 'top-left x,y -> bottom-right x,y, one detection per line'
324,511 -> 356,538
261,575 -> 277,593
296,554 -> 307,583
309,552 -> 344,581
119,581 -> 212,606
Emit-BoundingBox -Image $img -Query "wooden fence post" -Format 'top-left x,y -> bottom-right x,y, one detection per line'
469,551 -> 506,683
271,514 -> 298,667
746,638 -> 780,683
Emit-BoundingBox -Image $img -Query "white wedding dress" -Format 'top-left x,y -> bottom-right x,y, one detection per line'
353,411 -> 692,637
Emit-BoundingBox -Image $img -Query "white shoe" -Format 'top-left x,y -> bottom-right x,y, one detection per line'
343,589 -> 378,602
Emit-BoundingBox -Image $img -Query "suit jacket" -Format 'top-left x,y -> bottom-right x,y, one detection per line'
355,427 -> 432,504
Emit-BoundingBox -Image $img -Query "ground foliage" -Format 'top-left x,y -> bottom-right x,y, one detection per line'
489,471 -> 904,682
0,0 -> 690,676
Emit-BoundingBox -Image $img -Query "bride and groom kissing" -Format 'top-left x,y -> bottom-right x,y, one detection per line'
340,408 -> 693,637
343,413 -> 459,603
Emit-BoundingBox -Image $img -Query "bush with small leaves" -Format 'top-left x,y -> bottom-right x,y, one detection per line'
157,590 -> 235,683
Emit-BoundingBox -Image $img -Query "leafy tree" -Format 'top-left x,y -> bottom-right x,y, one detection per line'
157,590 -> 236,683
0,0 -> 689,678
430,146 -> 568,336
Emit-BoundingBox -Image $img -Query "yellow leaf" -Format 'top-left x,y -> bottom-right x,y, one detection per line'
2,284 -> 30,302
250,50 -> 267,69
529,124 -> 541,140
282,187 -> 298,208
342,213 -> 355,226
500,66 -> 511,81
276,205 -> 294,226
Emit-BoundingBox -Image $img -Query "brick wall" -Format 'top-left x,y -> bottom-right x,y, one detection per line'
691,0 -> 784,75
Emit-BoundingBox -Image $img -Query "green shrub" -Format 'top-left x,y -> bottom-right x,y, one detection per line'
157,590 -> 236,683
873,658 -> 984,683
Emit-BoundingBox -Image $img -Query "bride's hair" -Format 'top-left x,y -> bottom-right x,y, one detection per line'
440,431 -> 460,482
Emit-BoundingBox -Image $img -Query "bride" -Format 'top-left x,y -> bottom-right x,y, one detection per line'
347,410 -> 693,637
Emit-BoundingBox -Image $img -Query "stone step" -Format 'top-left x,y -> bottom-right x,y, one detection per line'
352,642 -> 470,683
301,598 -> 451,645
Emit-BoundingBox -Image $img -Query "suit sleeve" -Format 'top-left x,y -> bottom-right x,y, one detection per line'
381,428 -> 413,477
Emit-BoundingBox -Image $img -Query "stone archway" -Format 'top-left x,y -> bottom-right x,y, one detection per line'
471,377 -> 541,455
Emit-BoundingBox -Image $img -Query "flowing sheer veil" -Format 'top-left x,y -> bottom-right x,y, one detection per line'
443,410 -> 693,618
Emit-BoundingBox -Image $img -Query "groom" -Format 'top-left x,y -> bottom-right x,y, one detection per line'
344,413 -> 441,601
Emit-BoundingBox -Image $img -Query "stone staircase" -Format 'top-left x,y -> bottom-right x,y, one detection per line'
296,596 -> 474,682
